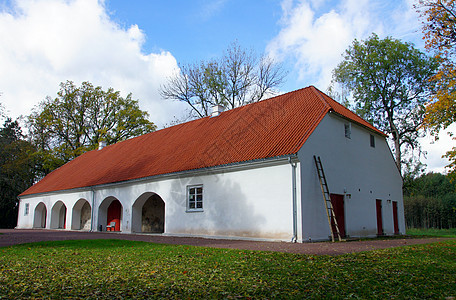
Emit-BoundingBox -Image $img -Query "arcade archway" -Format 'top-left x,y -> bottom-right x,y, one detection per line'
132,192 -> 165,233
98,197 -> 122,232
50,201 -> 67,229
72,199 -> 91,230
33,202 -> 47,228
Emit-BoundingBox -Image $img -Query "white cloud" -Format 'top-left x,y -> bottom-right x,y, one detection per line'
267,0 -> 421,89
0,0 -> 186,127
419,124 -> 456,174
198,0 -> 228,21
267,0 -> 450,173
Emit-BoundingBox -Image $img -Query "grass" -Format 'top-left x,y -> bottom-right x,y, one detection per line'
0,239 -> 455,299
407,227 -> 456,238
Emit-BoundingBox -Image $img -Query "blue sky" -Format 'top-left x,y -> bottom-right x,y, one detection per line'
102,0 -> 424,93
0,0 -> 453,172
106,0 -> 282,62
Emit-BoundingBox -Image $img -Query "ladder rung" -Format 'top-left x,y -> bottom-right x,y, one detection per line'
314,155 -> 342,242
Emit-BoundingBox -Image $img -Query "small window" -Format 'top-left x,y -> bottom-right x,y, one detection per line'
24,203 -> 29,216
370,134 -> 375,148
344,123 -> 351,139
187,185 -> 203,211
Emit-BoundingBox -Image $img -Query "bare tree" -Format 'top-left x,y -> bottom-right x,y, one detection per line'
161,41 -> 287,118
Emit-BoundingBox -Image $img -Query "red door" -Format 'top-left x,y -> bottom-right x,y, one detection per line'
330,194 -> 346,238
392,201 -> 399,234
376,199 -> 383,236
107,200 -> 122,231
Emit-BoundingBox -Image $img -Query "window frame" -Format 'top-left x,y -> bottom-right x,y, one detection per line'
186,185 -> 203,212
370,134 -> 375,148
344,123 -> 351,139
24,203 -> 29,216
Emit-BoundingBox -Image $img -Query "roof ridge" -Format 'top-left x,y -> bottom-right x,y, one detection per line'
143,86 -> 316,138
309,85 -> 332,110
215,86 -> 313,112
310,86 -> 386,136
289,87 -> 330,153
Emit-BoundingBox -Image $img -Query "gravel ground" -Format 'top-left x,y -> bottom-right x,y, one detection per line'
0,229 -> 451,256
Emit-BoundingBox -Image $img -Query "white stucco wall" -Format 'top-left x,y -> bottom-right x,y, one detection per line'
17,160 -> 299,241
17,190 -> 93,230
298,113 -> 404,241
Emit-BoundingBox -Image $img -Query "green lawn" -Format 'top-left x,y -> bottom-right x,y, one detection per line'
407,228 -> 456,238
0,239 -> 455,299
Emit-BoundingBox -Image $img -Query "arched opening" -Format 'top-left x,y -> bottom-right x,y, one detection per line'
71,199 -> 92,230
132,192 -> 165,233
51,201 -> 67,229
107,200 -> 122,231
98,197 -> 122,232
33,202 -> 47,228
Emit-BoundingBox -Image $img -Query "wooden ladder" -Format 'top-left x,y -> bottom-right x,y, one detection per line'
313,155 -> 342,242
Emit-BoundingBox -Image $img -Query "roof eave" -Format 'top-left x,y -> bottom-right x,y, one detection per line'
19,154 -> 299,199
329,110 -> 387,137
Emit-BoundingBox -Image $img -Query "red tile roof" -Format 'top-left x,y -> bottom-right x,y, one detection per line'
20,86 -> 384,196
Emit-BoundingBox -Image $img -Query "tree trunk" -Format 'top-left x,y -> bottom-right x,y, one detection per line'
394,135 -> 401,174
387,112 -> 401,174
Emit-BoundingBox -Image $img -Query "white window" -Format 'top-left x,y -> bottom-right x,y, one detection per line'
187,185 -> 203,211
24,203 -> 29,216
344,123 -> 351,139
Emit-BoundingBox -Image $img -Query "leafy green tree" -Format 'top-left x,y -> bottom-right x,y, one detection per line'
160,41 -> 287,118
404,172 -> 456,229
332,34 -> 438,173
0,118 -> 36,228
28,81 -> 156,174
404,172 -> 454,197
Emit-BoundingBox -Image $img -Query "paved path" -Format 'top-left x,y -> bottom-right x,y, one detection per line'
0,229 -> 452,256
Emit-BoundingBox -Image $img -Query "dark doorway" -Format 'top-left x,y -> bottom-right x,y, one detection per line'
71,199 -> 91,230
392,201 -> 399,234
107,200 -> 122,231
376,199 -> 383,236
50,201 -> 66,229
330,193 -> 346,238
58,205 -> 66,229
41,209 -> 47,228
141,194 -> 165,233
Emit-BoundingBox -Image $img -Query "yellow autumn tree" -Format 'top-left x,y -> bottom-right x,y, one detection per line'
417,0 -> 456,175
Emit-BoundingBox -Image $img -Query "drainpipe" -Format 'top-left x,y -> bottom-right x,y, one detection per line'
288,157 -> 298,243
15,196 -> 21,229
90,187 -> 95,232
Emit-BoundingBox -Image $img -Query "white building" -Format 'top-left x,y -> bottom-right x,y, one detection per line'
17,86 -> 404,242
